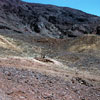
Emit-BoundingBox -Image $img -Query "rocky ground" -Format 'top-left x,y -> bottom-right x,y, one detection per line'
0,57 -> 100,100
0,0 -> 100,100
0,32 -> 100,100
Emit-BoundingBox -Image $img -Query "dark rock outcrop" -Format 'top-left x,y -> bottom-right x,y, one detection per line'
96,25 -> 100,35
0,0 -> 100,38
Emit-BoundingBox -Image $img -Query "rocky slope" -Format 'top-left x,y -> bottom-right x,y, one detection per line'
0,0 -> 100,100
0,0 -> 100,76
0,57 -> 100,100
0,0 -> 100,38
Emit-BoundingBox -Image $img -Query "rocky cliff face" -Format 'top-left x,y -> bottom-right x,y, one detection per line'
0,0 -> 100,38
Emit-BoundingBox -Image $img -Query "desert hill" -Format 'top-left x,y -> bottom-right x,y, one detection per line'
0,0 -> 100,38
0,0 -> 100,100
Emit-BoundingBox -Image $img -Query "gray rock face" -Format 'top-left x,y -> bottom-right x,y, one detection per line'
0,0 -> 100,38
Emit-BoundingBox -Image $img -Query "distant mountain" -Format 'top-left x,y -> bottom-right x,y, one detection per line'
0,0 -> 100,38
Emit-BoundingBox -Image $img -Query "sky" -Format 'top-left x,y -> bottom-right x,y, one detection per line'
22,0 -> 100,16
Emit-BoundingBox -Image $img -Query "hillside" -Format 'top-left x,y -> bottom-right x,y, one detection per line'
0,0 -> 100,100
0,0 -> 100,38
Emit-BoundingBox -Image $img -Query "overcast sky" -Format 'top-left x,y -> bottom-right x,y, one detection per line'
22,0 -> 100,16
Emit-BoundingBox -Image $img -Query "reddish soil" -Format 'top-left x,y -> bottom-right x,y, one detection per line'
0,57 -> 100,100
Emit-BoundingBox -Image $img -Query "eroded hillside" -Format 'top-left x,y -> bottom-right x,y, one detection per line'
0,0 -> 100,38
0,0 -> 100,100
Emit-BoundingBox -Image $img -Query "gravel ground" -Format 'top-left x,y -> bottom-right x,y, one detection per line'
0,57 -> 100,100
